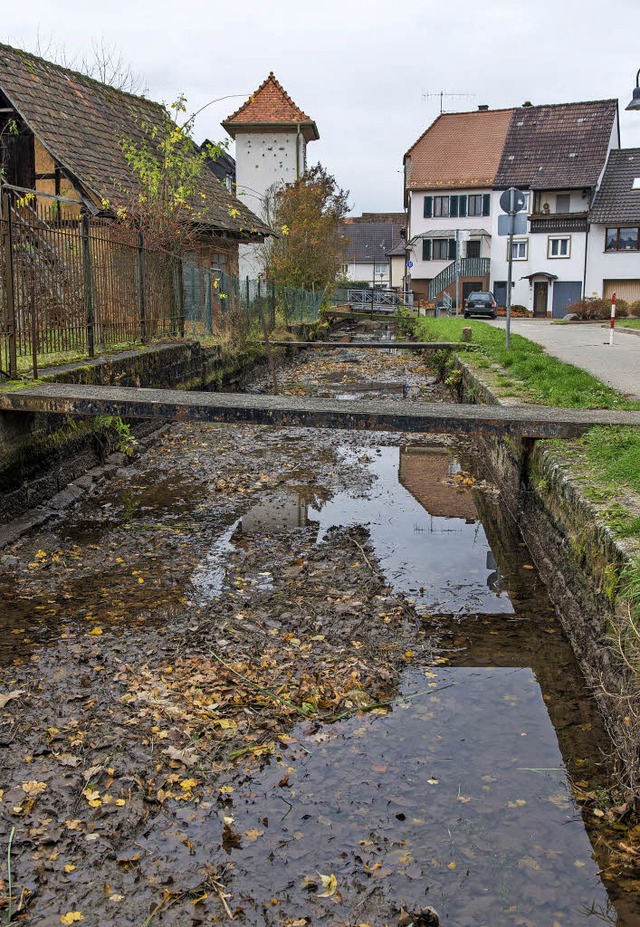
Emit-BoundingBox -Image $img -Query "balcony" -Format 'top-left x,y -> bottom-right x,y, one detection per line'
529,212 -> 588,234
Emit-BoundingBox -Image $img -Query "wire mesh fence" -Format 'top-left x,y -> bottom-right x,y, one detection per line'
0,184 -> 326,379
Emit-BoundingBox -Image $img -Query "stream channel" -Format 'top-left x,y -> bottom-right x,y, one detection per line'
1,321 -> 639,926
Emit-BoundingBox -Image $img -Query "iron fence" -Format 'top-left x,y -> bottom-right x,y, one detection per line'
0,184 -> 327,379
0,185 -> 182,378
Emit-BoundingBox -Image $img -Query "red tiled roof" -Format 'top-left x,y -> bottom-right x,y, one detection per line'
404,109 -> 514,190
223,73 -> 319,141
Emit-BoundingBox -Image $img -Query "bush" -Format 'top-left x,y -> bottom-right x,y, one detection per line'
629,300 -> 640,319
565,297 -> 629,320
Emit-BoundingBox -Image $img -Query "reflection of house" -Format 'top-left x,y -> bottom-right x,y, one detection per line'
341,213 -> 405,287
0,43 -> 270,275
239,491 -> 318,536
398,446 -> 478,522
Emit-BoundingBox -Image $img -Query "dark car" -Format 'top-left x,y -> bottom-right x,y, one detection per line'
463,291 -> 497,319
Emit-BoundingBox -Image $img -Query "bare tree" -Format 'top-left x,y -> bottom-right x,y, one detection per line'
33,33 -> 147,95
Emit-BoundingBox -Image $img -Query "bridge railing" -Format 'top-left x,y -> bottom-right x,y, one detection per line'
428,257 -> 491,302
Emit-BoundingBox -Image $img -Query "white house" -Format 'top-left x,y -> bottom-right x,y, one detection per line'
587,148 -> 640,304
222,73 -> 319,280
403,99 -> 620,316
341,214 -> 405,288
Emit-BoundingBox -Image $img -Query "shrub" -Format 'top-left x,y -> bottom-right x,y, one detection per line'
629,299 -> 640,319
564,297 -> 628,320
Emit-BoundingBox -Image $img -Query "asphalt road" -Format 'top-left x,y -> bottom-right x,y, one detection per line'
488,319 -> 640,401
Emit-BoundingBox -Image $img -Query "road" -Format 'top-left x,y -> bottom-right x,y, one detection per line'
489,319 -> 640,401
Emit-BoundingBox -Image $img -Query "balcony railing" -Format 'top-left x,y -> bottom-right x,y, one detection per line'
529,212 -> 588,233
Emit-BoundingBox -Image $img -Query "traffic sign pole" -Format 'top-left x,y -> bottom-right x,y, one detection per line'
505,188 -> 515,350
609,292 -> 616,346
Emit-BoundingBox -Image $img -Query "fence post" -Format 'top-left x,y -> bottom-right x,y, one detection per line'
246,275 -> 250,309
270,279 -> 276,328
137,229 -> 147,344
81,213 -> 95,358
177,258 -> 185,338
1,188 -> 17,378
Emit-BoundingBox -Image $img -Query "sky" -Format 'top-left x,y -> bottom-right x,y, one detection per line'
4,0 -> 640,215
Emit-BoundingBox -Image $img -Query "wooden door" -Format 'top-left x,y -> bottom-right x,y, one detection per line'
533,282 -> 548,317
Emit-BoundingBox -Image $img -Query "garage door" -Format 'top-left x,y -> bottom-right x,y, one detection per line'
604,280 -> 640,303
552,281 -> 582,318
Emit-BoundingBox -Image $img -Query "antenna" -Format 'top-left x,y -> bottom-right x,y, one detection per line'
421,90 -> 476,113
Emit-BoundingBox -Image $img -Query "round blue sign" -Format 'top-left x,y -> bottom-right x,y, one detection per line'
407,260 -> 413,268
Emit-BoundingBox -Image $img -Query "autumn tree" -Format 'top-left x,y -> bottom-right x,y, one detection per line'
262,164 -> 350,290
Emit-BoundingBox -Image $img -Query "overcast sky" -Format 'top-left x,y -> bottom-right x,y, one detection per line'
4,0 -> 640,215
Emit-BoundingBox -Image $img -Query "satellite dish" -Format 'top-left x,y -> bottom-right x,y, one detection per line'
499,187 -> 526,214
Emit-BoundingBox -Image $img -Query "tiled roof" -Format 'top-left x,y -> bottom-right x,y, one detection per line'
0,44 -> 270,238
341,221 -> 404,263
590,148 -> 640,224
223,73 -> 319,142
494,100 -> 617,190
404,109 -> 514,190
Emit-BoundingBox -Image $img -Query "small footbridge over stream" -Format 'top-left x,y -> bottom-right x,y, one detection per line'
1,382 -> 639,440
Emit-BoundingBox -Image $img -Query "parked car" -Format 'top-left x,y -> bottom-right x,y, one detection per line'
464,291 -> 497,319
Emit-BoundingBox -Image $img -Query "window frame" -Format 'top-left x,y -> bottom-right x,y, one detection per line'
432,238 -> 453,261
433,196 -> 450,218
507,238 -> 528,261
547,235 -> 571,259
468,194 -> 483,217
605,227 -> 640,252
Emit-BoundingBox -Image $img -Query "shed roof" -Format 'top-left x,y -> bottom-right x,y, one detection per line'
404,108 -> 514,190
590,148 -> 640,224
494,99 -> 617,191
0,43 -> 270,238
341,221 -> 404,263
223,72 -> 319,142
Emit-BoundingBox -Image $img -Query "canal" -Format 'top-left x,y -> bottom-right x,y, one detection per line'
0,326 -> 638,926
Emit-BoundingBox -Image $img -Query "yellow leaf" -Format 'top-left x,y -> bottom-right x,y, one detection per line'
180,778 -> 198,791
138,577 -> 144,584
115,798 -> 126,807
64,864 -> 76,873
60,913 -> 84,925
36,550 -> 47,560
448,861 -> 457,869
22,780 -> 47,796
88,627 -> 103,636
316,872 -> 337,897
219,785 -> 234,794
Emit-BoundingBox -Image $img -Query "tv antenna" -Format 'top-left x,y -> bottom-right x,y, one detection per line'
422,90 -> 476,113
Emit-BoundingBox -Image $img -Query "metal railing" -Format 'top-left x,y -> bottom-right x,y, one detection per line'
0,185 -> 182,378
428,257 -> 491,301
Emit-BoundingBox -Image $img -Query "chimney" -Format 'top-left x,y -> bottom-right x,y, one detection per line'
478,104 -> 489,111
522,101 -> 533,107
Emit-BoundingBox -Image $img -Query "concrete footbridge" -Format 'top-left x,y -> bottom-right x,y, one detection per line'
1,382 -> 639,440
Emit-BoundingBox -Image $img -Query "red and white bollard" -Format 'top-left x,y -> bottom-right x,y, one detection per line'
609,292 -> 616,346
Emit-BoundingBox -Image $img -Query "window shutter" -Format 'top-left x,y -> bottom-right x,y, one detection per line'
482,194 -> 491,216
450,196 -> 459,218
448,239 -> 457,260
422,239 -> 431,261
424,196 -> 432,218
459,195 -> 467,217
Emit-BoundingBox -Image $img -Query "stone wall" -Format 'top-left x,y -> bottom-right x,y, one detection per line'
0,340 -> 265,523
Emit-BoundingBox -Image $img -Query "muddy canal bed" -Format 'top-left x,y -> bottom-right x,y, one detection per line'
1,342 -> 639,926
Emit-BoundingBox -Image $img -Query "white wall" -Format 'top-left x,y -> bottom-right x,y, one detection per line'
585,225 -> 640,297
407,189 -> 493,286
234,130 -> 305,221
343,261 -> 390,286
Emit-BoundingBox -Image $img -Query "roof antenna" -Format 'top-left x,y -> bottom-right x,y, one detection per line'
421,90 -> 476,113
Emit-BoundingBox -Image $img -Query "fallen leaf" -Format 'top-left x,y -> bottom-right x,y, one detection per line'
180,778 -> 198,791
0,690 -> 25,709
316,873 -> 337,898
22,780 -> 47,797
60,913 -> 84,925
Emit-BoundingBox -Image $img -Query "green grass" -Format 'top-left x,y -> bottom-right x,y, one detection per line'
618,319 -> 640,329
413,317 -> 640,410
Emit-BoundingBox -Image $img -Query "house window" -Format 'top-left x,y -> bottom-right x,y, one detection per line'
466,239 -> 481,258
548,236 -> 571,258
433,196 -> 450,217
509,238 -> 528,260
432,238 -> 455,260
605,228 -> 640,251
468,193 -> 491,217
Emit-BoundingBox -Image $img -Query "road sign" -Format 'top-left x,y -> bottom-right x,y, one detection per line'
500,187 -> 526,214
498,213 -> 527,236
407,260 -> 413,268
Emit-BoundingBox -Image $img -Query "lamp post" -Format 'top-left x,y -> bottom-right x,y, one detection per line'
626,69 -> 640,111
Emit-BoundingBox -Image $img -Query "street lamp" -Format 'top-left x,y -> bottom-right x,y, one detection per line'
626,69 -> 640,111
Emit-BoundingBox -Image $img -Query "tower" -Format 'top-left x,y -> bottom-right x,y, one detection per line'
222,72 -> 319,279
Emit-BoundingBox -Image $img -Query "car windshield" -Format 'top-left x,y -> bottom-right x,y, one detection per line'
469,293 -> 490,302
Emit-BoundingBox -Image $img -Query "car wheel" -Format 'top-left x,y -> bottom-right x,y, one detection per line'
490,312 -> 497,319
464,312 -> 469,319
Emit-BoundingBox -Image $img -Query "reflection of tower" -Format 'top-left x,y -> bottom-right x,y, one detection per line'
486,550 -> 505,595
398,446 -> 478,522
222,73 -> 319,279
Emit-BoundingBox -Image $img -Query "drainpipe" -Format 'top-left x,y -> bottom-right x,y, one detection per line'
296,123 -> 301,179
583,221 -> 590,302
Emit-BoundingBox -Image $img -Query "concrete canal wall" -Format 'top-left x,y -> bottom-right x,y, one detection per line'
0,341 -> 266,524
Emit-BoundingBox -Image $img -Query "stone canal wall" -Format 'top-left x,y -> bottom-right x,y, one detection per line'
0,341 -> 265,524
457,359 -> 635,783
